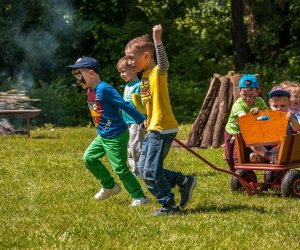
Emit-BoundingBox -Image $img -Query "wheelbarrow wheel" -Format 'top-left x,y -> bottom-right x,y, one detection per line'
281,170 -> 300,198
231,169 -> 257,192
265,170 -> 274,184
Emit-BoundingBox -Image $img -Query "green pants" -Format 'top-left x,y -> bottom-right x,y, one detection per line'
83,129 -> 144,199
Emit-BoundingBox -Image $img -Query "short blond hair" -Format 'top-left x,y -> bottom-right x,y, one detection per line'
125,35 -> 154,56
116,56 -> 131,71
280,81 -> 300,99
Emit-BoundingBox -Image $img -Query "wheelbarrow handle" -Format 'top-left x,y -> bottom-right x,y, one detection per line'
173,138 -> 260,196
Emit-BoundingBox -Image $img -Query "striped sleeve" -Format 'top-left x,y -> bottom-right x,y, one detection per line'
155,43 -> 169,74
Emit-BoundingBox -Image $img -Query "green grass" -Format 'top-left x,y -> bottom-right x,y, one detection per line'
1,126 -> 299,249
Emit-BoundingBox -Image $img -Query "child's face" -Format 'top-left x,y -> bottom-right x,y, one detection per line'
72,68 -> 93,89
240,88 -> 259,106
118,65 -> 137,82
125,48 -> 146,73
290,96 -> 300,110
269,96 -> 291,112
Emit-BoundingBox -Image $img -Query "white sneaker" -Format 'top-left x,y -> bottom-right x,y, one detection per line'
95,183 -> 121,201
130,196 -> 149,207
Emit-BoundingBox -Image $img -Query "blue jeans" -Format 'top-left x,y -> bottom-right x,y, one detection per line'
138,131 -> 185,207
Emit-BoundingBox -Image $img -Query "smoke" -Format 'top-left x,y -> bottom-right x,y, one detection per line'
8,0 -> 74,90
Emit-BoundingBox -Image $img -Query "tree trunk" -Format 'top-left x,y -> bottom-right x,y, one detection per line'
231,0 -> 250,71
186,75 -> 221,147
212,76 -> 230,148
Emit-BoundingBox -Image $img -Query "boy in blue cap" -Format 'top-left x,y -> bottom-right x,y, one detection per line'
224,74 -> 269,170
66,56 -> 148,207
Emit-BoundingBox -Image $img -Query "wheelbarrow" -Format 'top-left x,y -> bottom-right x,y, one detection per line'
174,110 -> 300,198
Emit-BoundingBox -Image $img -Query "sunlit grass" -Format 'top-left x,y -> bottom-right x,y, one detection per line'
0,126 -> 299,249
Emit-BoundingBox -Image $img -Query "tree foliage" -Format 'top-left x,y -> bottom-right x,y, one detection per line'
1,0 -> 300,125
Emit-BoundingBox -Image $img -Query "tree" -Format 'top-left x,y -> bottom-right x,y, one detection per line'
230,0 -> 251,71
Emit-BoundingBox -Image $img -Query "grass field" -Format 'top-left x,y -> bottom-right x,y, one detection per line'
1,125 -> 299,249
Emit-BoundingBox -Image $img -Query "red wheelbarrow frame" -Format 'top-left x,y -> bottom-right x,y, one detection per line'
173,138 -> 260,196
174,110 -> 300,197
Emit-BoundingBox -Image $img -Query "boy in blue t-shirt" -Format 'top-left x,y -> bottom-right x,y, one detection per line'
117,56 -> 145,176
66,56 -> 148,207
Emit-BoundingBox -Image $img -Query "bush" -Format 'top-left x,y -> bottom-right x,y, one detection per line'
169,78 -> 208,123
30,80 -> 89,126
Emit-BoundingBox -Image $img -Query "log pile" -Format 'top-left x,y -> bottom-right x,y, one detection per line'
0,89 -> 40,110
0,89 -> 40,135
187,71 -> 262,148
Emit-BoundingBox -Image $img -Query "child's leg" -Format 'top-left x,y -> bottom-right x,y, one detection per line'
127,124 -> 145,173
102,130 -> 144,199
82,136 -> 115,189
224,131 -> 237,171
160,133 -> 186,188
138,131 -> 177,207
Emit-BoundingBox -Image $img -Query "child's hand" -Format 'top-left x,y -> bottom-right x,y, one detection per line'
143,120 -> 147,129
250,107 -> 259,115
153,24 -> 163,45
287,111 -> 294,122
287,111 -> 300,132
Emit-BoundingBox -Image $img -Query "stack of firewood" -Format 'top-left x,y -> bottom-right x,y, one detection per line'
187,71 -> 264,148
0,89 -> 40,110
0,89 -> 40,135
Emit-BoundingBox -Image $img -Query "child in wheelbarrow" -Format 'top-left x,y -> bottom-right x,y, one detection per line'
280,81 -> 300,121
249,87 -> 300,163
224,74 -> 269,171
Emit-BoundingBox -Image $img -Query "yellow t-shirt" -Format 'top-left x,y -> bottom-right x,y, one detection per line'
141,65 -> 178,132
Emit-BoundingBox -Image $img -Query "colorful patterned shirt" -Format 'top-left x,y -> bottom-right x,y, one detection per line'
87,81 -> 145,138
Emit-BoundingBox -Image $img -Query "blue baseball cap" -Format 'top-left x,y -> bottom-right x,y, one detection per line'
66,56 -> 100,74
239,74 -> 259,88
269,87 -> 291,98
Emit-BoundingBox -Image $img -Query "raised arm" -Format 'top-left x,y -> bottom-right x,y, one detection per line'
153,24 -> 169,74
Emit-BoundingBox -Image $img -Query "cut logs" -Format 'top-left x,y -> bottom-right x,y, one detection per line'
187,71 -> 263,148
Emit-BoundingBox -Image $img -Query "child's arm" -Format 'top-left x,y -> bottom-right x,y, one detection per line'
287,112 -> 300,132
153,24 -> 169,74
104,85 -> 145,124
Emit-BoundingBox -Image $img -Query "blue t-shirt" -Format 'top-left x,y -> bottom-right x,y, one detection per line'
87,81 -> 145,138
122,80 -> 141,125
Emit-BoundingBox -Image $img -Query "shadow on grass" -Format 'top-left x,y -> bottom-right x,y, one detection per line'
31,134 -> 61,139
231,189 -> 283,199
183,203 -> 267,214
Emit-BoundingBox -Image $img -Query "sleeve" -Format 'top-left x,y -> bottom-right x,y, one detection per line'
257,97 -> 269,110
155,43 -> 169,74
231,99 -> 246,116
103,85 -> 145,124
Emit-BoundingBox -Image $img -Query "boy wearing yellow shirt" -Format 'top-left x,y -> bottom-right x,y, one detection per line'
125,24 -> 197,216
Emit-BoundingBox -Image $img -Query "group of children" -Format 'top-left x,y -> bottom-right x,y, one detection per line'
65,23 -> 300,215
225,74 -> 300,170
66,24 -> 197,216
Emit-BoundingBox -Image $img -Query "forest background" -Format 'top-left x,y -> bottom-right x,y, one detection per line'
1,0 -> 300,126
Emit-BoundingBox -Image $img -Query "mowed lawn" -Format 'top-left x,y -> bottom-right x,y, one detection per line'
0,125 -> 299,249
